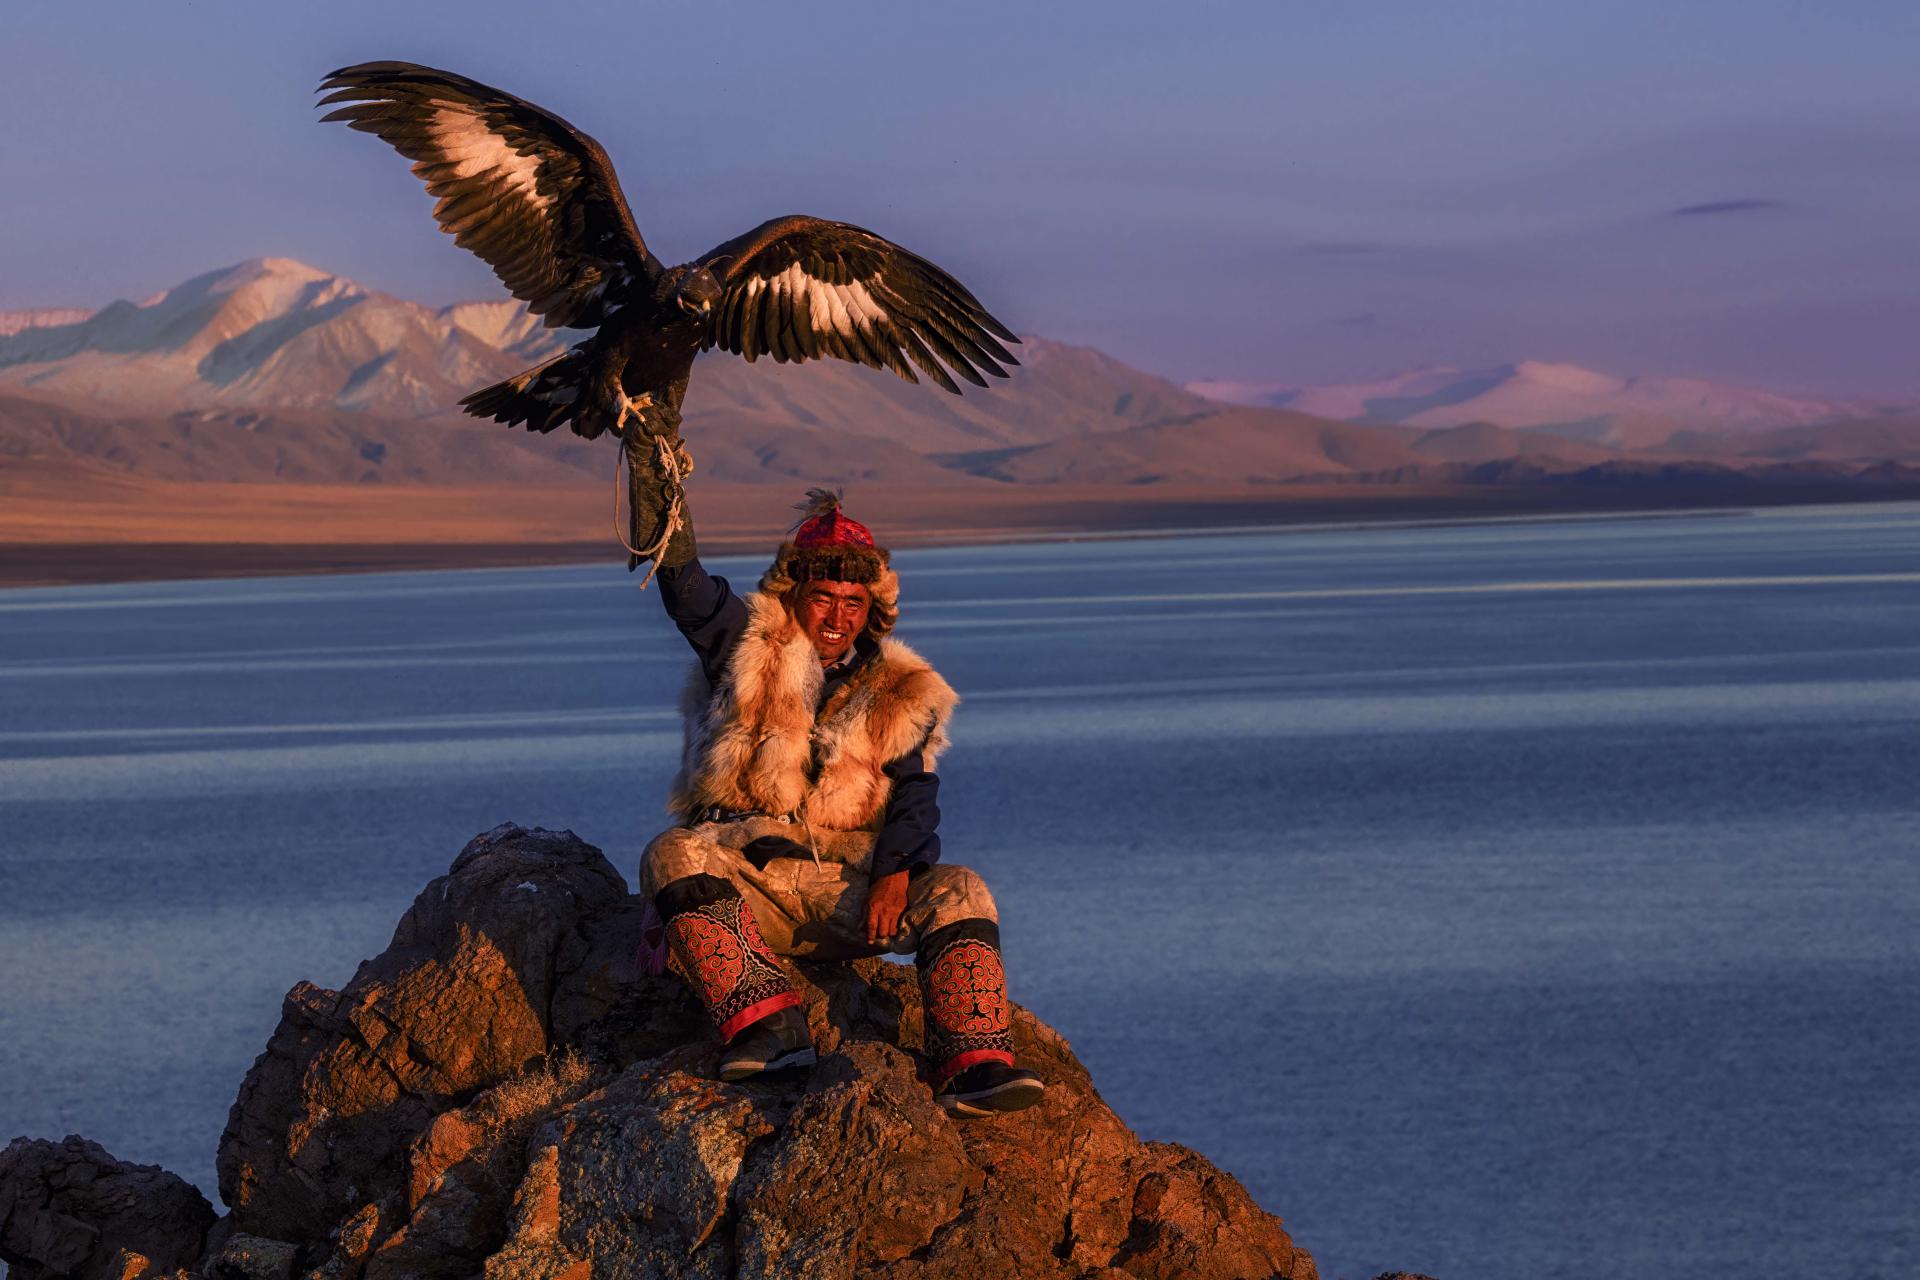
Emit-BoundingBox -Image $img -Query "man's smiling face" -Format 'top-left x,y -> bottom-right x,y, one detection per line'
791,579 -> 872,663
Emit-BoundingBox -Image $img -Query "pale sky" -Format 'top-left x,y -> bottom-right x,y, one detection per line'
4,0 -> 1918,395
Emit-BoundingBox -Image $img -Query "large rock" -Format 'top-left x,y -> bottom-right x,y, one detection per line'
5,824 -> 1320,1279
460,963 -> 1316,1280
0,1135 -> 215,1280
214,823 -> 659,1243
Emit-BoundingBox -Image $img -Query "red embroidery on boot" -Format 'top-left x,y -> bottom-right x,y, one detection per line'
926,940 -> 1010,1038
667,913 -> 746,1006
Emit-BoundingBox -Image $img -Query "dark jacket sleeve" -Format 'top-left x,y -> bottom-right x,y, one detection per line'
656,558 -> 750,688
869,745 -> 942,881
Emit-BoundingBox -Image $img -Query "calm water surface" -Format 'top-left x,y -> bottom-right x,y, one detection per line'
3,504 -> 1917,1279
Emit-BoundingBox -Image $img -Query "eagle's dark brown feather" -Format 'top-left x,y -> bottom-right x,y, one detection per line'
318,62 -> 659,329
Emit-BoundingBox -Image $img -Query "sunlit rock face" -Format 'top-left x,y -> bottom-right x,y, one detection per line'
2,823 -> 1319,1280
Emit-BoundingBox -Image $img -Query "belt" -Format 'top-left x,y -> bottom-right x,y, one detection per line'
695,805 -> 797,825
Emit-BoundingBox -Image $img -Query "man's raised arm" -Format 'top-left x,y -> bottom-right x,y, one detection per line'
645,488 -> 748,687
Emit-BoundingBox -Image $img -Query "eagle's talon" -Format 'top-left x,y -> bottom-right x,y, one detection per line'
619,392 -> 654,429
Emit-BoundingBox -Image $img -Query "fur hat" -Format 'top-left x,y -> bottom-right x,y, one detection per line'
760,489 -> 899,637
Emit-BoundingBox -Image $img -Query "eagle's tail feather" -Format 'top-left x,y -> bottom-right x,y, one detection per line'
460,352 -> 596,438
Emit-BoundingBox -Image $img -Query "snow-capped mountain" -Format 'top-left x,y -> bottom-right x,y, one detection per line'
0,259 -> 561,416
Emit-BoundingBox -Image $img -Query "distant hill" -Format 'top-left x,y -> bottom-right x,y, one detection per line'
1408,421 -> 1619,467
1668,415 -> 1920,464
935,408 -> 1424,484
684,334 -> 1214,455
1188,360 -> 1896,448
0,388 -> 594,486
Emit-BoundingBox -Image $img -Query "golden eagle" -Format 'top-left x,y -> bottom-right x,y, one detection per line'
317,61 -> 1018,563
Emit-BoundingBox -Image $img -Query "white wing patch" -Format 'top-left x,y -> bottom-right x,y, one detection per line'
426,107 -> 552,212
759,263 -> 889,340
731,260 -> 894,360
835,277 -> 889,333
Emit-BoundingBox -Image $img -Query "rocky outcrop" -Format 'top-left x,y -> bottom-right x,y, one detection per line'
0,1136 -> 215,1280
213,824 -> 655,1244
3,824 -> 1318,1280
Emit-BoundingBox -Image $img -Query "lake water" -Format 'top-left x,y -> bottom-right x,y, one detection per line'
2,504 -> 1917,1280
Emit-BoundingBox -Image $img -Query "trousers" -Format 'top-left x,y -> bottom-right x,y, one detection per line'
639,815 -> 997,960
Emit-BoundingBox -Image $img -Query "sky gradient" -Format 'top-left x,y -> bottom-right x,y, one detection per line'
4,0 -> 1918,395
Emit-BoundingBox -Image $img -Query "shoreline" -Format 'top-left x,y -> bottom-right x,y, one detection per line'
4,481 -> 1914,590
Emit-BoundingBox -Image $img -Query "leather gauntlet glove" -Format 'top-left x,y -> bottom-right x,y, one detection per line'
625,429 -> 698,571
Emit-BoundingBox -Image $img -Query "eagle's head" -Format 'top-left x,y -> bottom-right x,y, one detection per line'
673,267 -> 723,319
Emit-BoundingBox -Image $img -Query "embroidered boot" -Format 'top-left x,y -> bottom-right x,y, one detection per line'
918,920 -> 1044,1117
656,873 -> 813,1081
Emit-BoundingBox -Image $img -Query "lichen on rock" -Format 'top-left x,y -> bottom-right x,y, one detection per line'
3,823 -> 1320,1280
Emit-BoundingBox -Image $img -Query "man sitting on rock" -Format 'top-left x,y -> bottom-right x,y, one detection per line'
635,487 -> 1045,1117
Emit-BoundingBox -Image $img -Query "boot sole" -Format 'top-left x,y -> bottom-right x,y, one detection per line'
719,1046 -> 817,1083
939,1078 -> 1046,1118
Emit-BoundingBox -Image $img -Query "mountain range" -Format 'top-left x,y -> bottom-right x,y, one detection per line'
4,258 -> 1918,494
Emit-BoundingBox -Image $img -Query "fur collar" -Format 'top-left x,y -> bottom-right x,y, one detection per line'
671,590 -> 957,830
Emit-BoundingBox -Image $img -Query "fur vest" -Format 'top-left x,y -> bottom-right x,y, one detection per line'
671,591 -> 958,831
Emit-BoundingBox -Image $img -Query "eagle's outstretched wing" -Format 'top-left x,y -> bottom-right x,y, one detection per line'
697,217 -> 1019,394
318,61 -> 660,329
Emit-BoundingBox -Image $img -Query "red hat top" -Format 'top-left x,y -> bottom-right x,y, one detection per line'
766,489 -> 893,602
792,489 -> 876,550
